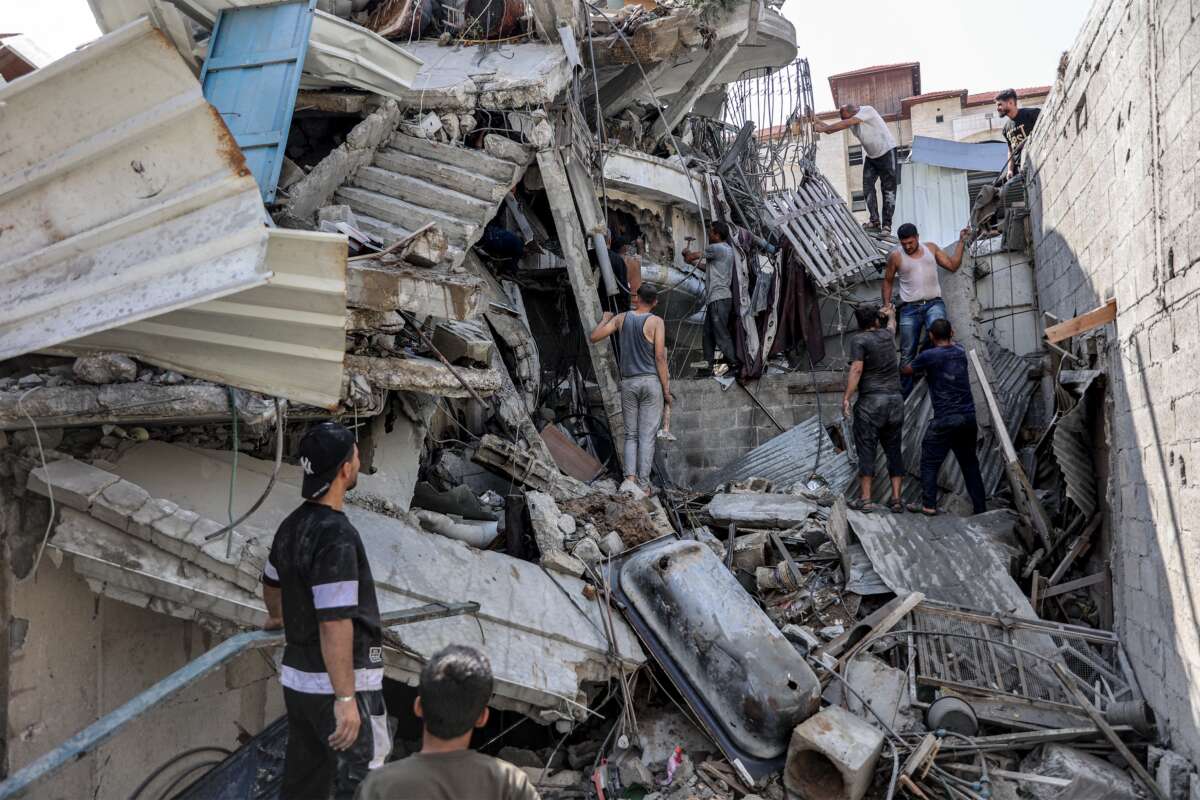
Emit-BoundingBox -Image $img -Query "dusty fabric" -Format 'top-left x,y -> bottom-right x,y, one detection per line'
356,749 -> 541,800
895,243 -> 942,303
853,392 -> 905,478
921,416 -> 986,513
703,242 -> 735,303
862,148 -> 899,228
770,249 -> 826,367
618,312 -> 656,378
849,328 -> 902,396
283,688 -> 388,800
849,105 -> 897,158
703,298 -> 739,370
619,374 -> 663,482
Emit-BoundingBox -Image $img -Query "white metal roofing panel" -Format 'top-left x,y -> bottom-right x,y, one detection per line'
892,161 -> 970,247
59,229 -> 349,409
0,18 -> 272,362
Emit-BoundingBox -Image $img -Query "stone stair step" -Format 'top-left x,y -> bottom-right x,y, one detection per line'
386,133 -> 517,183
335,186 -> 476,248
372,148 -> 508,203
350,166 -> 493,221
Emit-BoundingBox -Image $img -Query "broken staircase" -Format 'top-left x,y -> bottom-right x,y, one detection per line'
336,133 -> 531,270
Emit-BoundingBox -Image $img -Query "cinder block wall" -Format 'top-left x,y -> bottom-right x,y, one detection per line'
659,373 -> 845,487
1026,0 -> 1200,758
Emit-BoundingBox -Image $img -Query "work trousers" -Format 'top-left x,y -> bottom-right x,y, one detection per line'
853,392 -> 905,478
703,298 -> 739,370
620,374 -> 663,482
920,414 -> 987,514
863,148 -> 899,228
898,297 -> 947,396
281,688 -> 390,800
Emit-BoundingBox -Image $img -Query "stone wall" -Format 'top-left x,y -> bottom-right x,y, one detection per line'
659,373 -> 845,487
1026,0 -> 1200,759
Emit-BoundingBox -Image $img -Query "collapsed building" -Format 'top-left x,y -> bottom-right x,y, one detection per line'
0,0 -> 1196,797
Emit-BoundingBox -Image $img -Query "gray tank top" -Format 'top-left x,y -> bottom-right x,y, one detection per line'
619,312 -> 657,378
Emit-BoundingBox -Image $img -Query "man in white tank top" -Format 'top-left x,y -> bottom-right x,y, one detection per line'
882,222 -> 969,395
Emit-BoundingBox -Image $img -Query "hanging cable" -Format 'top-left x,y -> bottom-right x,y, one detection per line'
19,387 -> 56,581
205,397 -> 286,545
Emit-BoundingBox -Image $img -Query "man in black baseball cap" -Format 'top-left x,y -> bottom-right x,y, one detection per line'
261,422 -> 390,799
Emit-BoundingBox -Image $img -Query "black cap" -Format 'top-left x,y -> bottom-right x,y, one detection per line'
298,422 -> 356,500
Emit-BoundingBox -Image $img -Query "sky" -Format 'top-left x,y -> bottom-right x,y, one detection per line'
785,0 -> 1093,110
3,0 -> 1091,100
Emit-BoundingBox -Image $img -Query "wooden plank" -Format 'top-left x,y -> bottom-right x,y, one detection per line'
1045,298 -> 1117,343
536,146 -> 625,456
1041,570 -> 1107,599
1048,514 -> 1102,586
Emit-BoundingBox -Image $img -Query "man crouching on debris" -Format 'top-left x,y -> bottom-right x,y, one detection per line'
356,645 -> 540,800
262,421 -> 389,799
900,318 -> 987,515
843,304 -> 905,512
590,284 -> 670,495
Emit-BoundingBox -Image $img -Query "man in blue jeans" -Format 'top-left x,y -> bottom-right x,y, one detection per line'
882,223 -> 970,395
900,319 -> 986,515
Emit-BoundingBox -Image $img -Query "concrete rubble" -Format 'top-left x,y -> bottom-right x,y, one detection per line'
0,0 -> 1194,798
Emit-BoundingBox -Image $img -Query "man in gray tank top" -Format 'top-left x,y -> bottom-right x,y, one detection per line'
589,284 -> 671,495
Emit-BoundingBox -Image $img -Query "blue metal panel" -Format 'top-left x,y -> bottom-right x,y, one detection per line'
200,0 -> 317,203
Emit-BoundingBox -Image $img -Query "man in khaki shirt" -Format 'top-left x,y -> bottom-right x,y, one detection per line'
355,645 -> 540,800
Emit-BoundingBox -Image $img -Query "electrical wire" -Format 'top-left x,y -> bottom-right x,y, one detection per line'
126,747 -> 232,800
18,387 -> 56,580
204,397 -> 286,545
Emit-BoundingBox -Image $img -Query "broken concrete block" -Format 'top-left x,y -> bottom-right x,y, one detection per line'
784,705 -> 884,800
497,746 -> 542,767
541,549 -> 586,577
91,479 -> 152,533
571,537 -> 603,568
615,750 -> 655,788
73,353 -> 138,384
127,496 -> 177,544
1151,746 -> 1191,800
526,491 -> 566,555
484,133 -> 531,165
599,530 -> 624,556
399,225 -> 450,268
432,320 -> 494,364
557,515 -> 577,536
1019,744 -> 1142,799
518,767 -> 580,789
317,204 -> 359,227
843,655 -> 910,732
27,458 -> 122,511
148,506 -> 204,560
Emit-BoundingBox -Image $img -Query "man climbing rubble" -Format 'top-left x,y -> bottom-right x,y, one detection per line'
842,303 -> 906,512
356,645 -> 540,800
812,103 -> 900,235
883,223 -> 970,396
590,284 -> 671,495
900,319 -> 987,515
683,221 -> 741,377
262,422 -> 390,799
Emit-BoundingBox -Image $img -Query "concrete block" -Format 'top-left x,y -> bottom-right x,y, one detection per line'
843,655 -> 910,731
1152,746 -> 1192,800
149,507 -> 203,560
433,320 -> 494,364
73,353 -> 138,384
571,537 -> 603,568
128,497 -> 177,544
27,458 -> 121,512
484,133 -> 531,165
784,705 -> 884,800
599,530 -> 625,556
1020,744 -> 1142,799
91,479 -> 152,532
541,549 -> 585,577
526,490 -> 566,555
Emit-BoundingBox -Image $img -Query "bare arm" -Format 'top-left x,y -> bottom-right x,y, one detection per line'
932,229 -> 971,272
682,248 -> 703,265
813,116 -> 862,134
652,317 -> 671,403
319,619 -> 361,750
262,584 -> 283,630
842,361 -> 864,417
589,311 -> 622,343
882,305 -> 897,334
882,253 -> 900,307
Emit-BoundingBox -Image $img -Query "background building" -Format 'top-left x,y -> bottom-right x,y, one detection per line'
810,62 -> 1048,220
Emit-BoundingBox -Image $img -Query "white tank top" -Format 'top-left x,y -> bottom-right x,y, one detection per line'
896,244 -> 942,303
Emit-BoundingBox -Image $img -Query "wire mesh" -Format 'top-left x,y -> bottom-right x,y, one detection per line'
721,58 -> 817,195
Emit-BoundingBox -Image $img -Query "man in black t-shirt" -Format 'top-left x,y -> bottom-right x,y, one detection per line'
262,421 -> 389,799
996,89 -> 1041,180
842,304 -> 905,512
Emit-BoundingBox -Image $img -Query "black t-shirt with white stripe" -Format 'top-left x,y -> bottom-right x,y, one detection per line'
263,502 -> 383,693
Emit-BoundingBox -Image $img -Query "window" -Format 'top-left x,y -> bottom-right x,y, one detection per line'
935,114 -> 944,123
851,191 -> 866,212
848,144 -> 863,166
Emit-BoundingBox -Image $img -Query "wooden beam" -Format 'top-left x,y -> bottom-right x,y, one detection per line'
1045,298 -> 1117,343
1041,570 -> 1107,600
535,146 -> 626,456
1047,514 -> 1102,586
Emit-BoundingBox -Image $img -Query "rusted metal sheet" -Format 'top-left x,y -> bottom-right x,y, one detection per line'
0,18 -> 273,363
540,424 -> 604,482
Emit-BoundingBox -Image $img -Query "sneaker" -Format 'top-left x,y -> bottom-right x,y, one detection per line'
862,221 -> 882,233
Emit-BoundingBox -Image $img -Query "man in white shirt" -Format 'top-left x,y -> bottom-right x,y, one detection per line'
813,104 -> 900,235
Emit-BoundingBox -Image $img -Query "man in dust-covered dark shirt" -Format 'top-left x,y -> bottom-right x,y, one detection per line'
842,303 -> 905,512
262,421 -> 389,799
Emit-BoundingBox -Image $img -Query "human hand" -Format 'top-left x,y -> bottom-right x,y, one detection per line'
959,227 -> 971,243
842,397 -> 851,418
263,616 -> 283,631
328,697 -> 361,751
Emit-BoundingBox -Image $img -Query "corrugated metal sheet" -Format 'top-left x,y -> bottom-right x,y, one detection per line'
57,229 -> 348,409
892,162 -> 970,247
697,415 -> 855,493
201,0 -> 316,203
92,1 -> 424,96
1053,371 -> 1103,518
0,18 -> 272,362
909,135 -> 1007,173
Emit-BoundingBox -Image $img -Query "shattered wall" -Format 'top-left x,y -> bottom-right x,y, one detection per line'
1026,0 -> 1200,760
660,373 -> 844,486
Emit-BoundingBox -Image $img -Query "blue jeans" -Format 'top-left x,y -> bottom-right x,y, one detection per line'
898,298 -> 947,395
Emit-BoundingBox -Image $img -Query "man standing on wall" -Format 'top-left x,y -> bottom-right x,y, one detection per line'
812,103 -> 900,235
683,221 -> 741,377
900,319 -> 987,515
882,224 -> 970,396
842,304 -> 905,513
262,421 -> 390,799
996,88 -> 1041,180
589,284 -> 671,496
